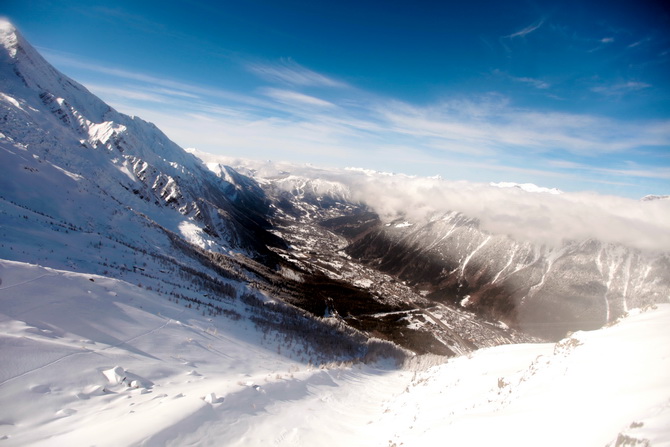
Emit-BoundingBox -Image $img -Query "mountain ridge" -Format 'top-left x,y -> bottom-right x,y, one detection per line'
0,19 -> 285,262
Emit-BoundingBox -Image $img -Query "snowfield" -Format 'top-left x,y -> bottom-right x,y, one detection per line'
1,259 -> 668,446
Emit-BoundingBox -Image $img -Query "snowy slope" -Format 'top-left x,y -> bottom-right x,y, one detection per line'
1,259 -> 668,446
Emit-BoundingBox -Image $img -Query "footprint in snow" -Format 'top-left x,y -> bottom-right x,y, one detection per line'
76,385 -> 107,400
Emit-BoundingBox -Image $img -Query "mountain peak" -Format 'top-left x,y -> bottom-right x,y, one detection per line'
0,17 -> 17,35
0,19 -> 112,123
0,17 -> 21,58
490,181 -> 562,195
641,194 -> 670,202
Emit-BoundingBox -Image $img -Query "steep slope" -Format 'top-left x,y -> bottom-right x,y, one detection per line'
0,19 -> 282,265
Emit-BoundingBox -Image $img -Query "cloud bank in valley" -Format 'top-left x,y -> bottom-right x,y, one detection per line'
343,170 -> 670,252
195,152 -> 670,253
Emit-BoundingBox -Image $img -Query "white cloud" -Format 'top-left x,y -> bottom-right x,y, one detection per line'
261,88 -> 336,108
84,84 -> 173,103
246,58 -> 348,88
40,49 -> 276,109
591,81 -> 652,95
513,76 -> 550,89
195,155 -> 670,253
345,171 -> 670,252
374,99 -> 670,156
627,37 -> 651,48
504,18 -> 545,39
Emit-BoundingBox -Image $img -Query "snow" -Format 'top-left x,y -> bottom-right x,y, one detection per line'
0,93 -> 23,111
178,220 -> 212,250
490,181 -> 563,194
1,259 -> 669,446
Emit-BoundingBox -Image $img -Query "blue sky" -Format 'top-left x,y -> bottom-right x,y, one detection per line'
3,0 -> 670,197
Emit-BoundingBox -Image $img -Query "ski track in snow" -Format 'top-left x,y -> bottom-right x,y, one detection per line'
0,268 -> 186,387
0,309 -> 185,388
0,272 -> 57,291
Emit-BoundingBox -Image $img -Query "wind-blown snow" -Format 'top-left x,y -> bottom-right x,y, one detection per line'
1,259 -> 668,446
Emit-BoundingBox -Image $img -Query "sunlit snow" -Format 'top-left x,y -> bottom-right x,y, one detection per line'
1,260 -> 668,446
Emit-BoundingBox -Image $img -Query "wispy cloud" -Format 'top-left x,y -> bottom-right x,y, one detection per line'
514,76 -> 550,89
548,159 -> 670,181
374,99 -> 670,157
628,37 -> 651,48
48,51 -> 670,198
505,18 -> 545,39
587,36 -> 617,53
493,69 -> 550,89
83,84 -> 171,103
591,81 -> 651,95
39,49 -> 275,109
246,58 -> 348,88
260,87 -> 336,108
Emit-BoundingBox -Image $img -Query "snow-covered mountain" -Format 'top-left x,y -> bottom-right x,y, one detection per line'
0,20 -> 283,263
3,16 -> 669,347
